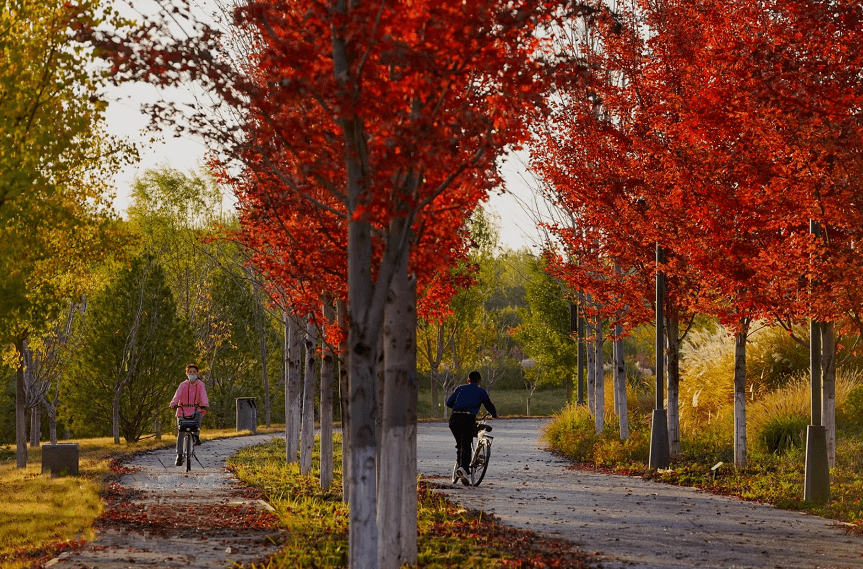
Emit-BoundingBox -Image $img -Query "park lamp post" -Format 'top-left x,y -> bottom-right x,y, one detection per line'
649,243 -> 671,469
804,219 -> 830,502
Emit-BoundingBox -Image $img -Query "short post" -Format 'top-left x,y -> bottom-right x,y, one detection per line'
236,397 -> 257,433
41,443 -> 79,477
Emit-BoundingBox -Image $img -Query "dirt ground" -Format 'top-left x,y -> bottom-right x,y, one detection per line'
420,418 -> 863,569
45,433 -> 284,569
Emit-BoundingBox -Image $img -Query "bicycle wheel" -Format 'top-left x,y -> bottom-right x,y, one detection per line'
185,431 -> 193,472
469,439 -> 490,487
451,461 -> 459,484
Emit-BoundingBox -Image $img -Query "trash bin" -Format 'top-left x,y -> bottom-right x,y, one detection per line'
236,397 -> 257,433
42,443 -> 79,477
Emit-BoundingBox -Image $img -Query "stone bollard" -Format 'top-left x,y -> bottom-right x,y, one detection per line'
236,397 -> 257,433
41,443 -> 79,477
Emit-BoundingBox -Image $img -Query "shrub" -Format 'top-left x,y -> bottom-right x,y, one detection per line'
759,414 -> 809,454
541,404 -> 597,461
838,378 -> 863,431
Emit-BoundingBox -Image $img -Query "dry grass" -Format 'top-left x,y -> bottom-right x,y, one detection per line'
678,323 -> 811,436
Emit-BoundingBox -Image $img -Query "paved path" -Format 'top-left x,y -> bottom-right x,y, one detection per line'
418,418 -> 863,569
49,433 -> 282,569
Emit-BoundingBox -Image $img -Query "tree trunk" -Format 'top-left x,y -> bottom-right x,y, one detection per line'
586,315 -> 596,415
345,173 -> 380,569
260,334 -> 271,428
320,300 -> 335,489
378,235 -> 417,568
15,337 -> 27,468
337,299 -> 350,503
284,311 -> 291,462
287,315 -> 303,463
301,318 -> 317,476
375,331 -> 385,492
431,325 -> 444,418
613,323 -> 628,440
821,322 -> 836,468
430,368 -> 439,418
594,318 -> 604,434
666,315 -> 681,459
30,405 -> 41,448
113,386 -> 122,445
47,402 -> 58,445
577,296 -> 585,405
733,328 -> 748,468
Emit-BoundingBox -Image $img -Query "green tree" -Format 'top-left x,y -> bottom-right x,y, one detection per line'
64,254 -> 194,442
511,255 -> 578,390
205,268 -> 282,429
0,0 -> 132,466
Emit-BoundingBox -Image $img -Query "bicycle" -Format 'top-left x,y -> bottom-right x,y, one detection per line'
451,413 -> 493,487
174,405 -> 203,472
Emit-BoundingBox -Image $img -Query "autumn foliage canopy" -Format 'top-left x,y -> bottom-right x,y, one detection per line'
531,0 -> 863,337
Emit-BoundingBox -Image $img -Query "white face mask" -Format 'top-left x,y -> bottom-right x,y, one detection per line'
187,374 -> 198,381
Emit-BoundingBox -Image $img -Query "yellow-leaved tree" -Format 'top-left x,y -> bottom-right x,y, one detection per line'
0,0 -> 134,467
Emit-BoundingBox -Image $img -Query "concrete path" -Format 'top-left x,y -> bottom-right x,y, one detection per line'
418,418 -> 863,569
48,433 -> 282,569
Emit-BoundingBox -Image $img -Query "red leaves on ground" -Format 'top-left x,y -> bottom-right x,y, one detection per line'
95,481 -> 281,538
419,483 -> 595,568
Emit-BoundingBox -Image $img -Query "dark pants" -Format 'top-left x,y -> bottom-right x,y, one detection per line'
449,412 -> 476,471
176,411 -> 202,455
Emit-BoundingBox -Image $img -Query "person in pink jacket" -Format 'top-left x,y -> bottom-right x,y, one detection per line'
170,364 -> 209,466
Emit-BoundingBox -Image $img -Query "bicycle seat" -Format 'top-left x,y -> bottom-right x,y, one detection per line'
478,424 -> 492,433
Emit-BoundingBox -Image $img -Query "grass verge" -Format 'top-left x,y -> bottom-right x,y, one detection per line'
228,436 -> 596,568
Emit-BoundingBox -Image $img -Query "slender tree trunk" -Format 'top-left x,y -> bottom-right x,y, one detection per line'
594,317 -> 605,434
666,315 -> 681,459
378,235 -> 417,568
375,331 -> 385,492
430,369 -> 439,418
431,325 -> 444,418
30,405 -> 41,447
733,328 -> 748,468
113,386 -> 122,445
15,337 -> 27,468
337,299 -> 350,503
320,299 -> 335,490
286,315 -> 302,463
586,315 -> 596,415
577,295 -> 585,405
260,334 -> 271,428
301,318 -> 317,476
821,322 -> 836,468
283,311 -> 291,462
613,323 -> 628,440
47,402 -> 58,445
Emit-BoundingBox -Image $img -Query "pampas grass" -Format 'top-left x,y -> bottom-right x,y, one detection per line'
678,323 -> 811,436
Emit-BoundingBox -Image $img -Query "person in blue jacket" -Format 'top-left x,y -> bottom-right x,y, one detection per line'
447,370 -> 498,484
